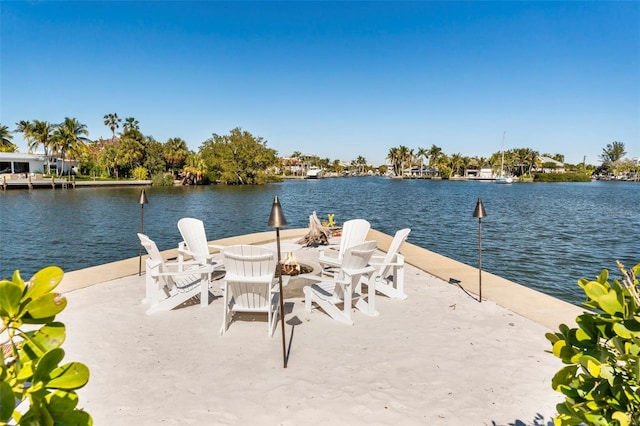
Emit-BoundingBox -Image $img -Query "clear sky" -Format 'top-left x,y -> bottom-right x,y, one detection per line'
2,1 -> 639,166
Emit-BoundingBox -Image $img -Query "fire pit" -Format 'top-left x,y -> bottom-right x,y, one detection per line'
274,252 -> 321,299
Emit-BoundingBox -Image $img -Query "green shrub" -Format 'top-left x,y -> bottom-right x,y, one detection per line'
534,173 -> 592,182
132,166 -> 149,181
0,267 -> 92,424
546,261 -> 640,426
151,173 -> 175,186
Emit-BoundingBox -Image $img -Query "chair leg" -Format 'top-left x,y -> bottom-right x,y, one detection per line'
305,286 -> 354,325
200,274 -> 210,307
304,286 -> 313,313
394,264 -> 407,299
356,280 -> 379,317
220,284 -> 230,335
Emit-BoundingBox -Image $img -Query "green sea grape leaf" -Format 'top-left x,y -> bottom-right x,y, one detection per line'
0,381 -> 15,422
24,267 -> 64,301
612,411 -> 630,426
58,409 -> 93,425
23,294 -> 67,322
546,332 -> 560,344
575,327 -> 593,343
44,390 -> 79,416
33,348 -> 65,384
613,322 -> 632,339
580,356 -> 601,377
0,280 -> 24,318
597,269 -> 610,285
552,365 -> 578,391
553,340 -> 575,360
599,290 -> 624,316
21,323 -> 66,360
599,364 -> 615,382
46,363 -> 89,390
583,281 -> 608,301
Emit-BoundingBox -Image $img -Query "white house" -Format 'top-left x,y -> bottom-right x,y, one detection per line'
535,156 -> 565,173
0,152 -> 47,176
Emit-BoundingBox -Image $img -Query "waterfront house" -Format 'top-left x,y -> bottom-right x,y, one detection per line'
0,152 -> 47,177
534,156 -> 566,173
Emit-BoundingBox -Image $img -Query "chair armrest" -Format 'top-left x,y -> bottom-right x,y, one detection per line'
342,265 -> 375,277
178,246 -> 219,262
296,273 -> 329,283
318,244 -> 340,257
318,252 -> 340,267
151,263 -> 212,277
223,273 -> 275,284
369,260 -> 403,268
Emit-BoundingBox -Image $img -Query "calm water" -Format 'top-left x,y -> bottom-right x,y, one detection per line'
1,178 -> 639,306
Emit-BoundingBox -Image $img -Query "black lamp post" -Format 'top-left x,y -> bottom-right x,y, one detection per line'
268,196 -> 288,368
472,197 -> 487,303
138,189 -> 149,276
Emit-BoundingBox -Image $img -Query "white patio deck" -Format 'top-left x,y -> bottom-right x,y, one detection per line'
55,229 -> 584,425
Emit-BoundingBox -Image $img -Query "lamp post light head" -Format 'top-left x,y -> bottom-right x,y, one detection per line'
473,197 -> 487,219
268,196 -> 288,228
139,189 -> 149,206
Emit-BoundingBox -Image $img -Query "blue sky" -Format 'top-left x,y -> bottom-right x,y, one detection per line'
2,1 -> 639,166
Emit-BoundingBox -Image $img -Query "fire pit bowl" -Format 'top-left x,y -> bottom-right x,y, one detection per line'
276,261 -> 321,299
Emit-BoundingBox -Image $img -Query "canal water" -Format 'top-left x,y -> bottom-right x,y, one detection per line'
1,177 -> 638,306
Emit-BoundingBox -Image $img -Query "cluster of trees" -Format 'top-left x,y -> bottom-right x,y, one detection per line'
386,144 -> 563,178
1,114 -> 281,185
281,152 -> 369,176
386,143 -> 637,178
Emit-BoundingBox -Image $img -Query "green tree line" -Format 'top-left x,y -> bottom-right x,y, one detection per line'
2,115 -> 636,183
2,114 -> 283,185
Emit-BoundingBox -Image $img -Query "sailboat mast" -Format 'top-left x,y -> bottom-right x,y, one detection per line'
500,131 -> 506,177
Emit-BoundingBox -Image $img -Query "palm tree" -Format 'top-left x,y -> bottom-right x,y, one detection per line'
600,141 -> 626,163
356,155 -> 367,174
405,148 -> 414,176
51,117 -> 90,176
449,153 -> 463,177
386,147 -> 402,177
461,156 -> 473,177
397,145 -> 410,176
163,137 -> 189,178
103,113 -> 121,140
513,148 -> 527,176
416,147 -> 428,177
15,120 -> 35,150
0,124 -> 17,152
426,145 -> 442,166
123,117 -> 140,133
523,148 -> 539,176
31,121 -> 57,173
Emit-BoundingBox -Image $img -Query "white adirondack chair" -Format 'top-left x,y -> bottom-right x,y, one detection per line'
219,245 -> 280,337
318,218 -> 370,275
303,240 -> 377,325
366,228 -> 411,313
177,217 -> 224,268
138,233 -> 212,315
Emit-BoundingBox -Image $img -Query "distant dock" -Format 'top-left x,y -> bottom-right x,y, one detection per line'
1,175 -> 151,190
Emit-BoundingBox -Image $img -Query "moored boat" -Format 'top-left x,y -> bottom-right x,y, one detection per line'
305,166 -> 323,179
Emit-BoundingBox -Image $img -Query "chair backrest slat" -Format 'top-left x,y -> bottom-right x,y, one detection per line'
338,219 -> 371,260
339,240 -> 377,279
377,228 -> 411,277
221,245 -> 277,310
178,217 -> 210,263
